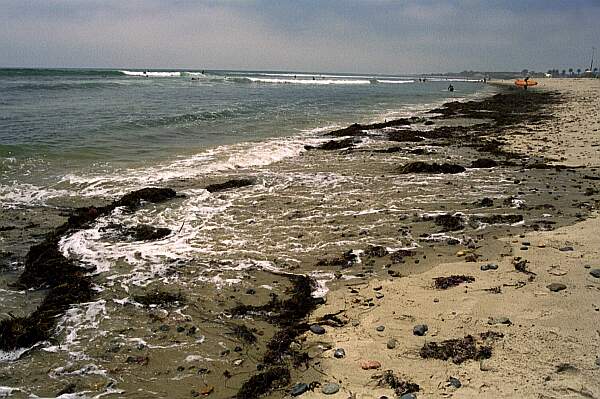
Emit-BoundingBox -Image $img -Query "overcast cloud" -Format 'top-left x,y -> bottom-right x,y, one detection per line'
1,0 -> 598,73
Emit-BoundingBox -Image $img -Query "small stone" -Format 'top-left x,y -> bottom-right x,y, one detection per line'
559,246 -> 574,252
159,324 -> 170,332
413,324 -> 428,336
547,283 -> 567,292
584,264 -> 591,269
351,320 -> 360,327
387,339 -> 397,349
520,246 -> 529,251
448,376 -> 462,388
176,326 -> 185,333
321,383 -> 340,395
334,348 -> 346,358
538,244 -> 546,248
488,263 -> 498,270
376,325 -> 385,332
589,269 -> 600,278
375,292 -> 384,299
360,360 -> 381,370
234,346 -> 242,352
309,324 -> 326,335
522,241 -> 530,246
595,358 -> 600,367
447,238 -> 460,245
400,394 -> 417,399
465,253 -> 478,262
433,298 -> 439,303
290,383 -> 309,396
245,288 -> 256,295
233,359 -> 243,366
456,251 -> 466,257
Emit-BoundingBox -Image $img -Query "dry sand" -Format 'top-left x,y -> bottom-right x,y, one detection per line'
302,78 -> 600,399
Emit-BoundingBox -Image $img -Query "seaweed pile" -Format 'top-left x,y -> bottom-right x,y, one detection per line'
0,188 -> 177,351
231,274 -> 320,398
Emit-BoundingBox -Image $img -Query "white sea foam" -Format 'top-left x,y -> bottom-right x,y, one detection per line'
244,77 -> 371,85
0,183 -> 72,209
59,137 -> 310,199
120,70 -> 182,77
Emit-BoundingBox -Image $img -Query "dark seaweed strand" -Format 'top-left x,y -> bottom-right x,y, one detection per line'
232,274 -> 320,399
0,188 -> 177,351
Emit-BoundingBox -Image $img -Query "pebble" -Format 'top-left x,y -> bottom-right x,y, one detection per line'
584,264 -> 591,269
547,283 -> 567,292
481,263 -> 498,271
376,325 -> 385,332
559,246 -> 574,252
360,360 -> 381,370
448,377 -> 462,388
321,383 -> 340,395
309,324 -> 326,335
375,292 -> 384,299
590,269 -> 600,278
334,348 -> 346,358
522,241 -> 531,246
520,246 -> 529,251
351,320 -> 360,327
290,383 -> 309,396
400,394 -> 417,399
387,339 -> 397,349
413,324 -> 428,336
596,358 -> 600,367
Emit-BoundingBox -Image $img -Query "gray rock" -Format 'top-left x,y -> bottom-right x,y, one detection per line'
520,246 -> 529,251
290,383 -> 309,396
522,241 -> 531,246
589,269 -> 600,278
322,383 -> 340,395
333,348 -> 346,358
481,263 -> 498,271
387,339 -> 397,349
400,394 -> 417,399
547,283 -> 567,292
595,358 -> 600,367
559,246 -> 574,252
376,325 -> 385,332
310,324 -> 326,335
413,324 -> 428,336
448,377 -> 462,388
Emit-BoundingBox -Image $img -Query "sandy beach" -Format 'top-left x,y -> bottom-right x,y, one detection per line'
301,79 -> 600,399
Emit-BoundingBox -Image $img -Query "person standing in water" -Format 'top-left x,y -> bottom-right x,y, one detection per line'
448,84 -> 454,92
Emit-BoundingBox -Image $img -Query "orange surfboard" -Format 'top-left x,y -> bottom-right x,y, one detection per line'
515,79 -> 538,87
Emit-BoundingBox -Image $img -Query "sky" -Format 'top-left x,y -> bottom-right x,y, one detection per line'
1,0 -> 599,74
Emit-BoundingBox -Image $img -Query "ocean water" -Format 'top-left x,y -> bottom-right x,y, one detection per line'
0,68 -> 489,205
0,68 -> 501,397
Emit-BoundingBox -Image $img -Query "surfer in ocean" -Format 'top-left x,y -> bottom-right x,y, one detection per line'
448,84 -> 454,92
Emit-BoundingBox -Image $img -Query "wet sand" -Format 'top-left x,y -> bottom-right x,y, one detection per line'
301,78 -> 600,398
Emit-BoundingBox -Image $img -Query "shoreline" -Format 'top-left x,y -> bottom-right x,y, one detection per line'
298,79 -> 600,398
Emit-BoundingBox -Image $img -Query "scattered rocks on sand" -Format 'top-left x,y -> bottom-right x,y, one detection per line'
321,383 -> 340,395
360,360 -> 382,370
590,269 -> 600,278
547,283 -> 567,292
309,324 -> 326,335
333,348 -> 346,358
413,324 -> 428,336
396,161 -> 466,174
